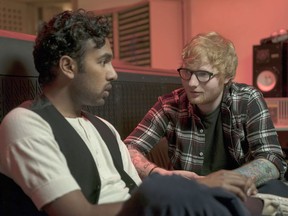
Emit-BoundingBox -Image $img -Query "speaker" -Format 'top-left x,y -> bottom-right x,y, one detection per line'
253,42 -> 288,97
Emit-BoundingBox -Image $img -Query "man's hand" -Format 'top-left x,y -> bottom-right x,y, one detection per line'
196,170 -> 257,201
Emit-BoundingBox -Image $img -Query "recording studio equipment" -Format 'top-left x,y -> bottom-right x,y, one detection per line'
260,34 -> 288,45
253,42 -> 288,97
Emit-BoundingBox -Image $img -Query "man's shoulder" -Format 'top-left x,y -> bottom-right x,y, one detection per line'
2,99 -> 35,121
2,106 -> 36,123
159,88 -> 187,104
2,97 -> 53,127
228,82 -> 263,97
230,82 -> 256,91
157,88 -> 190,118
223,82 -> 266,111
0,106 -> 50,141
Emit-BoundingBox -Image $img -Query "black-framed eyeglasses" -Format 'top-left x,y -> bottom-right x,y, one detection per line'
177,67 -> 217,83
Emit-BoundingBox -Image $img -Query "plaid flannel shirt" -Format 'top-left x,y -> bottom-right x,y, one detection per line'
124,82 -> 287,179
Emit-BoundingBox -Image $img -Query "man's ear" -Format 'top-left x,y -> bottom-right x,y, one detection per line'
59,55 -> 77,79
224,77 -> 232,84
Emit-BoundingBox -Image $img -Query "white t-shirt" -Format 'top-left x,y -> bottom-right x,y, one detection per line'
0,107 -> 141,209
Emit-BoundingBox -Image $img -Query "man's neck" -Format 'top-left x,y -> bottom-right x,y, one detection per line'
42,89 -> 82,118
196,91 -> 223,115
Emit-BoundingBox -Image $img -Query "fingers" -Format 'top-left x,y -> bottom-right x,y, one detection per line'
171,169 -> 257,201
228,173 -> 257,196
221,177 -> 255,201
220,183 -> 248,201
200,170 -> 257,201
244,177 -> 258,196
222,171 -> 257,197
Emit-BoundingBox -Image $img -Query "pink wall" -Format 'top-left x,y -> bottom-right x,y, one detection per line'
76,0 -> 141,11
189,0 -> 288,84
79,0 -> 288,84
149,0 -> 183,70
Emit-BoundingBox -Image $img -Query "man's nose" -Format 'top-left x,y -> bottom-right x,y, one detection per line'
108,65 -> 118,81
188,73 -> 199,86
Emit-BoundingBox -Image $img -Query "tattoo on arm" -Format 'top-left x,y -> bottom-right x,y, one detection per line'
128,148 -> 156,178
234,158 -> 280,186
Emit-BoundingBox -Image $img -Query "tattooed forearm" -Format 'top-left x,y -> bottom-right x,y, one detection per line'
128,148 -> 157,178
234,158 -> 280,186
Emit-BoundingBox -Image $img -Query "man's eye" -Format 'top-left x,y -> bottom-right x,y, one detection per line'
99,60 -> 108,66
197,72 -> 208,77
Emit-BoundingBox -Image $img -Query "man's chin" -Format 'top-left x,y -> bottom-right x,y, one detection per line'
86,98 -> 106,107
94,99 -> 105,106
188,97 -> 202,105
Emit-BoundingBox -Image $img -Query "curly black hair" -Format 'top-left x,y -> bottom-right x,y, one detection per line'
33,9 -> 111,85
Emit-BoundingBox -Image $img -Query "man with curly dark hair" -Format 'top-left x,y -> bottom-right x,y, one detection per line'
0,9 -> 141,216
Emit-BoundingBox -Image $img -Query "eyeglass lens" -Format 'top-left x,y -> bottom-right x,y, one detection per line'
179,69 -> 212,82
